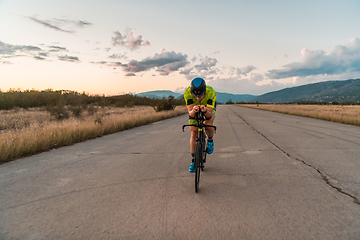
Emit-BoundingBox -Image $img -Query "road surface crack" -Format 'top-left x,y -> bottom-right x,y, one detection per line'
231,107 -> 360,206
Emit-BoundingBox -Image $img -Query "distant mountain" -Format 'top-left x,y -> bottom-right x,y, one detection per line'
136,90 -> 257,103
136,90 -> 182,99
216,92 -> 257,104
252,78 -> 360,103
136,79 -> 360,104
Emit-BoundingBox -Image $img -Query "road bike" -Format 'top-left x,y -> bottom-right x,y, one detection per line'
182,110 -> 217,193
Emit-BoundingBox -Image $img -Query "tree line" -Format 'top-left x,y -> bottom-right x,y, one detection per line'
0,89 -> 185,110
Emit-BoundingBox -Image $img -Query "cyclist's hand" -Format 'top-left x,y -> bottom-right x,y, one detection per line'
200,105 -> 207,112
193,105 -> 200,112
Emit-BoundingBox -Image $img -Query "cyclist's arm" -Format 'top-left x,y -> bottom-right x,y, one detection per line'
204,89 -> 216,118
187,105 -> 197,118
203,106 -> 214,119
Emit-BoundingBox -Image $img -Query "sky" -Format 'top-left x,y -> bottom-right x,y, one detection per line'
1,0 -> 360,96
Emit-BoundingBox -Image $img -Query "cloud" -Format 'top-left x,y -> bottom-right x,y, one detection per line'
266,37 -> 360,79
58,55 -> 80,62
25,16 -> 74,33
179,68 -> 192,75
247,72 -> 264,83
125,73 -> 136,77
25,16 -> 93,34
91,61 -> 125,69
54,19 -> 93,28
229,65 -> 256,76
0,41 -> 41,57
112,28 -> 150,51
109,53 -> 127,60
194,56 -> 217,71
34,55 -> 46,60
50,46 -> 67,52
92,61 -> 108,65
207,76 -> 291,95
40,45 -> 69,61
110,62 -> 123,67
180,55 -> 220,80
0,41 -> 81,64
120,50 -> 188,75
174,86 -> 186,93
156,57 -> 188,75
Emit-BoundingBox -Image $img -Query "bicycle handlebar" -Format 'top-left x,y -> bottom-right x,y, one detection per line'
194,110 -> 205,121
182,124 -> 217,132
182,109 -> 217,132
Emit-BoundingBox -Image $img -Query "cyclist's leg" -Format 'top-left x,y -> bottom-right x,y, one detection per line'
189,124 -> 198,172
189,125 -> 198,156
204,109 -> 216,154
204,113 -> 216,138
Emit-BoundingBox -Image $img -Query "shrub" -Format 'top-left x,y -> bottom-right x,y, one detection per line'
46,101 -> 69,120
94,117 -> 102,124
70,106 -> 82,117
154,96 -> 175,112
86,104 -> 97,115
126,101 -> 134,108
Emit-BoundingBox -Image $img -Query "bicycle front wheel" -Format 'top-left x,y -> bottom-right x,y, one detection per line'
195,141 -> 202,193
201,132 -> 207,171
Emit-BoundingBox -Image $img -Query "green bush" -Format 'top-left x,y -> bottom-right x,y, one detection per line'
226,99 -> 234,104
86,104 -> 97,115
154,96 -> 175,112
126,101 -> 134,108
0,89 -> 186,110
46,101 -> 70,120
70,106 -> 82,117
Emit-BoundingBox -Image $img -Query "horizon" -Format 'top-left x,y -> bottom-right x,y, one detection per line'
1,0 -> 360,96
3,77 -> 359,97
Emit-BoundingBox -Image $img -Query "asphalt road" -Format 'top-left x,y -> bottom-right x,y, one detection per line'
1,105 -> 360,239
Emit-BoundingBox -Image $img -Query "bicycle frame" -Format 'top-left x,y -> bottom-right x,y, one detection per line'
182,111 -> 217,192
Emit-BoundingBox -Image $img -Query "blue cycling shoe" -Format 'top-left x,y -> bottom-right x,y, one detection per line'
207,141 -> 214,154
189,162 -> 195,173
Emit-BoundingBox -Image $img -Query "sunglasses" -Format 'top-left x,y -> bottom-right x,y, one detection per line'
192,92 -> 205,98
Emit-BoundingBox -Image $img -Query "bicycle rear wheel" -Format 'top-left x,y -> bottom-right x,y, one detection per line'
195,141 -> 202,193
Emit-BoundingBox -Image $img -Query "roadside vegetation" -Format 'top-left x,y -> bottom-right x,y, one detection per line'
0,88 -> 184,110
0,89 -> 187,164
238,104 -> 360,127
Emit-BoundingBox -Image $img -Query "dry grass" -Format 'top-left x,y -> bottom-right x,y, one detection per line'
0,106 -> 187,164
0,107 -> 51,130
238,104 -> 360,126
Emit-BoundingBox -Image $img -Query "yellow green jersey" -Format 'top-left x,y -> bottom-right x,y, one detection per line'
184,85 -> 217,109
184,85 -> 217,125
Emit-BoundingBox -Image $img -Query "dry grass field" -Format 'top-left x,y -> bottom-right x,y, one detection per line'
0,106 -> 187,164
239,104 -> 360,126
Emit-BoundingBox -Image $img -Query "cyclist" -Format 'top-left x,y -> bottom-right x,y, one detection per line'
184,77 -> 217,173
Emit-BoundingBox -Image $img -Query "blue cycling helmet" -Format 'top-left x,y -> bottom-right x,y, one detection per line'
190,77 -> 206,96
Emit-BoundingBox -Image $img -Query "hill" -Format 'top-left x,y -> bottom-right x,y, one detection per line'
252,79 -> 360,103
136,90 -> 182,99
136,90 -> 257,104
216,92 -> 257,103
136,79 -> 360,104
